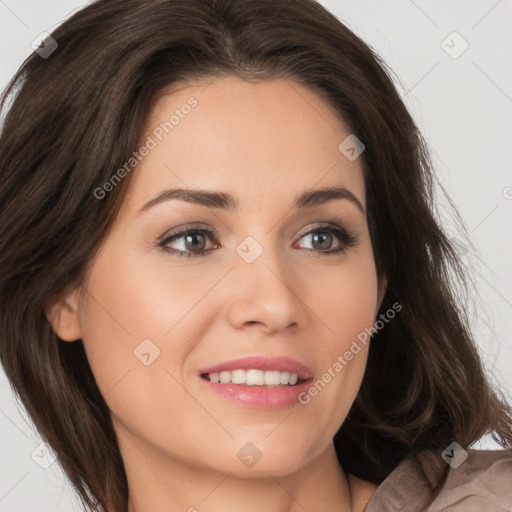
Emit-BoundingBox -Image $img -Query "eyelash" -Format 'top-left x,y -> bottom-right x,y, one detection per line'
158,222 -> 358,259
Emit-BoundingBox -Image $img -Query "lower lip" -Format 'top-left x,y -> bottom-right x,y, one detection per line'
200,377 -> 313,409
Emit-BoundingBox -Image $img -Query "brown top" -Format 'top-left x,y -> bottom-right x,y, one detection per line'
363,448 -> 512,511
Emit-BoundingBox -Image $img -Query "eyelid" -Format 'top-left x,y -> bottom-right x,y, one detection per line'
157,222 -> 213,243
294,222 -> 358,247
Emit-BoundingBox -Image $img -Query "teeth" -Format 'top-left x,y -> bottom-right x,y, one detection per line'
279,371 -> 290,385
232,369 -> 246,384
246,369 -> 264,385
264,370 -> 281,386
205,370 -> 301,386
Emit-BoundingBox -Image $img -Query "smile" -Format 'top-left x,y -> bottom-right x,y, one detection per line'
198,356 -> 314,409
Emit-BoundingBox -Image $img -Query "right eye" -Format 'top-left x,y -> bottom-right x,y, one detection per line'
159,225 -> 220,258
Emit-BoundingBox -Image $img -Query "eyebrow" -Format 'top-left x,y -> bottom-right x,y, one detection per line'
138,185 -> 365,214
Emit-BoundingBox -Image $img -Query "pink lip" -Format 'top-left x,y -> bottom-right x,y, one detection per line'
198,356 -> 314,409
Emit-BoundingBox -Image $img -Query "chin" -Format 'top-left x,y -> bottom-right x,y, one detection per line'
205,435 -> 324,478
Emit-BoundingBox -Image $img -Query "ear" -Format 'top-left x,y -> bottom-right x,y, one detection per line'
44,287 -> 83,342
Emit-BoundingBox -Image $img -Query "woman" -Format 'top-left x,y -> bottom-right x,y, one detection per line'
0,0 -> 510,511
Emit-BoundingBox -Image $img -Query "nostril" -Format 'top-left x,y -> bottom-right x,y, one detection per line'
245,321 -> 262,328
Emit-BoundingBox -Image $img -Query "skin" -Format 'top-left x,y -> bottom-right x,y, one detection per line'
47,76 -> 386,512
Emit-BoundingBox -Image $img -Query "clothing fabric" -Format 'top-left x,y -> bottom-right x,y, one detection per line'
363,448 -> 512,511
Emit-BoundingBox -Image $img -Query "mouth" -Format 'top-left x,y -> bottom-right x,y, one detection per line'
198,356 -> 314,409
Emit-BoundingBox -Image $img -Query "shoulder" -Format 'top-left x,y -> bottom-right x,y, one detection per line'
364,448 -> 512,511
421,448 -> 512,511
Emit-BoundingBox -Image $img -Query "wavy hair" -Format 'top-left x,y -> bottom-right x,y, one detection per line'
0,0 -> 510,510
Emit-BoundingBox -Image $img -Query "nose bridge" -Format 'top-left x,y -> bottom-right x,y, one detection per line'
226,231 -> 305,331
236,232 -> 289,288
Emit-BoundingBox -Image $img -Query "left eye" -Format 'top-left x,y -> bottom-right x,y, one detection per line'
293,224 -> 357,255
296,230 -> 340,251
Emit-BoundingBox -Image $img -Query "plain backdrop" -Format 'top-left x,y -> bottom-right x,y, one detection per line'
1,1 -> 511,510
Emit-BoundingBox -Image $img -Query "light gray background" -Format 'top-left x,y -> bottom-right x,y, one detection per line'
1,1 -> 511,510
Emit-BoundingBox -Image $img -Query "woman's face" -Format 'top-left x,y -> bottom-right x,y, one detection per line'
52,76 -> 385,477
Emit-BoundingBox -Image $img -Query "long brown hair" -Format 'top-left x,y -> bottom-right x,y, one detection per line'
1,0 -> 510,510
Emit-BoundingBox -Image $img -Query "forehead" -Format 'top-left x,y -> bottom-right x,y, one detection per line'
124,76 -> 366,212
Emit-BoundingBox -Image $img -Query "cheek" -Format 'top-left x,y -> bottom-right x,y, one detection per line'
310,247 -> 380,350
76,254 -> 176,402
297,248 -> 379,431
77,248 -> 223,418
77,255 -> 203,456
80,248 -> 209,358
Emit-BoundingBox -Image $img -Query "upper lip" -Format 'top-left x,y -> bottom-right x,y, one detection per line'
199,356 -> 314,380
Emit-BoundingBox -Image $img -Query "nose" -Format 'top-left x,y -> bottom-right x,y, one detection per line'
225,242 -> 307,334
